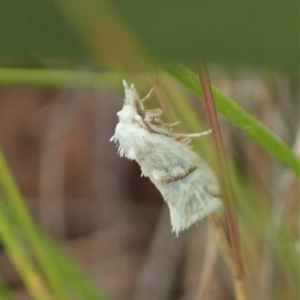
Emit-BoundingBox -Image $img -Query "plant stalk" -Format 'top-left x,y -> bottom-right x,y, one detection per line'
198,64 -> 250,300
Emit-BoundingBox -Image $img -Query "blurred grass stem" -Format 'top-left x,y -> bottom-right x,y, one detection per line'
0,202 -> 53,300
198,64 -> 251,300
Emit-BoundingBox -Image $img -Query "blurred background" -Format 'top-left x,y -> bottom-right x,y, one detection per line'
0,1 -> 299,300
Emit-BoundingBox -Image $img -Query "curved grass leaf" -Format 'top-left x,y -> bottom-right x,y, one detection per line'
0,202 -> 53,300
163,62 -> 300,177
0,278 -> 13,300
0,68 -> 116,88
0,150 -> 108,300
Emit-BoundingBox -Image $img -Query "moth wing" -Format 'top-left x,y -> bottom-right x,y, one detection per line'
160,169 -> 222,235
138,135 -> 222,235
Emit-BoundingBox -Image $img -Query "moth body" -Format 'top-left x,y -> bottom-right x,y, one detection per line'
111,80 -> 222,235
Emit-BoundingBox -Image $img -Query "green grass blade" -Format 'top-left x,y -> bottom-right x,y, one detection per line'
0,150 -> 68,299
0,202 -> 53,300
0,68 -> 117,88
44,238 -> 108,300
163,62 -> 300,177
0,149 -> 108,299
0,278 -> 13,300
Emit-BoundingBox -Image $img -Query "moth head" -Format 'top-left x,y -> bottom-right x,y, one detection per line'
117,80 -> 143,123
123,80 -> 143,109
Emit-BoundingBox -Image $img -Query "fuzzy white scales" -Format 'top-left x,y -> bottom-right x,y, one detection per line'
111,80 -> 222,235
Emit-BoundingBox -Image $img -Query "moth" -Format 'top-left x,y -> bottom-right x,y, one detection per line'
110,80 -> 222,235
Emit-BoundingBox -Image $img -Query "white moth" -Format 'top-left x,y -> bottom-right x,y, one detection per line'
111,80 -> 222,235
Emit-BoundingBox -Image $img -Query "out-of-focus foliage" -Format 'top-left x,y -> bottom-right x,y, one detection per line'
0,150 -> 108,299
111,0 -> 299,73
0,0 -> 89,67
0,0 -> 298,73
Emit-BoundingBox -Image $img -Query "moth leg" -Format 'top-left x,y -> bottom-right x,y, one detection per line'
140,88 -> 154,103
145,108 -> 163,118
145,111 -> 180,128
161,120 -> 181,128
133,114 -> 150,131
179,137 -> 192,145
146,122 -> 173,136
174,129 -> 212,139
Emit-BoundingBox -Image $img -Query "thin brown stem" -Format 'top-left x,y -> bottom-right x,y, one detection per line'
198,64 -> 251,300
